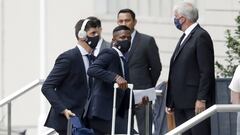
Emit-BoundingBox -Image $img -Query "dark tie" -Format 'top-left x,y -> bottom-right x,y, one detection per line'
173,33 -> 186,60
86,54 -> 95,90
82,54 -> 95,118
124,51 -> 129,62
120,56 -> 129,80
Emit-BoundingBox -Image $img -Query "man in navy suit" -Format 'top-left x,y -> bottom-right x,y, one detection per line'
117,8 -> 162,135
41,18 -> 108,135
86,25 -> 132,135
166,2 -> 215,135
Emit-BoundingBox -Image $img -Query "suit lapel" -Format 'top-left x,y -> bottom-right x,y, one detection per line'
127,31 -> 140,62
112,48 -> 125,77
100,39 -> 107,51
173,33 -> 192,61
172,25 -> 200,63
74,46 -> 88,83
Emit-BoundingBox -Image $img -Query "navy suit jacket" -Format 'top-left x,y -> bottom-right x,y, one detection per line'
166,24 -> 215,109
42,47 -> 89,130
87,48 -> 130,121
128,31 -> 162,89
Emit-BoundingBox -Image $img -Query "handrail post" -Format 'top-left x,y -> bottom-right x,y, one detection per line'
7,102 -> 11,135
145,102 -> 150,135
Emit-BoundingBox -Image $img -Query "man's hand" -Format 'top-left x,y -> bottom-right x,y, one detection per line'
78,39 -> 93,53
63,109 -> 76,119
137,96 -> 149,107
165,107 -> 174,114
195,100 -> 206,115
141,96 -> 149,106
115,75 -> 128,90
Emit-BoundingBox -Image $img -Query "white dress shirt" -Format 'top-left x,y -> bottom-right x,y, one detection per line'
229,65 -> 240,92
77,43 -> 90,82
93,38 -> 103,57
112,47 -> 126,78
181,22 -> 198,45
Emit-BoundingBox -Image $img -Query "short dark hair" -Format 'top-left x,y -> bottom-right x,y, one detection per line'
113,25 -> 131,34
87,16 -> 101,27
118,8 -> 136,20
75,19 -> 98,40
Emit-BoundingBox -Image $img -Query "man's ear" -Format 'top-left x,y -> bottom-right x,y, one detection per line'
112,38 -> 117,46
134,19 -> 137,26
180,17 -> 186,24
99,27 -> 102,32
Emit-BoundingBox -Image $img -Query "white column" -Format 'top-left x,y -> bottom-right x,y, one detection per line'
0,0 -> 4,98
38,0 -> 49,134
0,0 -> 5,123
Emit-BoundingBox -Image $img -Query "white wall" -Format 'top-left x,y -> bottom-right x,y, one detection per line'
97,0 -> 240,81
0,0 -> 95,134
0,0 -> 239,134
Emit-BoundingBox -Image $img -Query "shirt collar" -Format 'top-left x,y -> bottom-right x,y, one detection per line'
112,46 -> 124,57
77,43 -> 89,56
93,38 -> 103,56
184,22 -> 198,35
131,30 -> 136,43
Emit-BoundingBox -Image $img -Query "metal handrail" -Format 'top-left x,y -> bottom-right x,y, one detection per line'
165,104 -> 240,135
41,129 -> 56,135
0,79 -> 44,135
0,79 -> 44,107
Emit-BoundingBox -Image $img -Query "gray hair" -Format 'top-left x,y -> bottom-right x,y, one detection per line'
173,2 -> 198,23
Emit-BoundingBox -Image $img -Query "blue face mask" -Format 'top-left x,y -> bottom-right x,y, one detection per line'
174,18 -> 182,30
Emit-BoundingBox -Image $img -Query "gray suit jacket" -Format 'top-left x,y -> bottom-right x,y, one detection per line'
100,39 -> 111,51
128,31 -> 162,89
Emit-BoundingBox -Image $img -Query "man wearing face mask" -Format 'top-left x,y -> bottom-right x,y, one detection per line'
41,19 -> 102,135
86,25 -> 133,135
117,9 -> 162,135
86,16 -> 111,56
166,2 -> 215,135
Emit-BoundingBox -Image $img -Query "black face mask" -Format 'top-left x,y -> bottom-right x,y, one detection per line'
115,40 -> 131,54
86,35 -> 100,49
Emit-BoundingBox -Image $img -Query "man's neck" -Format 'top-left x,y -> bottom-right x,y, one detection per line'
131,29 -> 135,34
182,22 -> 193,32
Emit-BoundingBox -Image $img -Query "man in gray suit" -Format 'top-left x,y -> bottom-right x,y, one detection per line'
87,16 -> 111,56
117,9 -> 162,135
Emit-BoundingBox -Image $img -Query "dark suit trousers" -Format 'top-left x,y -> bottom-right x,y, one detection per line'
135,102 -> 153,135
174,108 -> 211,135
55,130 -> 66,135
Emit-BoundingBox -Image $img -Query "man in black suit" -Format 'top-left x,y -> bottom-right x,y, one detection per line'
166,2 -> 215,135
41,18 -> 108,135
117,8 -> 162,135
86,25 -> 132,135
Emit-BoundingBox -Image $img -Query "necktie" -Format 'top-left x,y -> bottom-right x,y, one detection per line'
86,54 -> 95,90
120,56 -> 129,80
124,51 -> 129,62
173,33 -> 186,60
86,54 -> 95,65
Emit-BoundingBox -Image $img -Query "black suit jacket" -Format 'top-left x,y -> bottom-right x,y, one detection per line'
166,24 -> 215,109
128,31 -> 162,89
42,47 -> 89,130
87,48 -> 130,121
